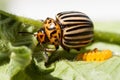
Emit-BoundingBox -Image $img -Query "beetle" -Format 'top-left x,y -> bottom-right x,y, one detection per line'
35,11 -> 94,52
19,11 -> 94,62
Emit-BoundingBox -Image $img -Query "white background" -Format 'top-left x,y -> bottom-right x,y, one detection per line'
0,0 -> 120,21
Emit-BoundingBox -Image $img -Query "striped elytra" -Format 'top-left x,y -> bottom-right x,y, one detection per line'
56,11 -> 94,51
35,11 -> 94,52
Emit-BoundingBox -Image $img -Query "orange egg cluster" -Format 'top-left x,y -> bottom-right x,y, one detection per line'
76,48 -> 113,61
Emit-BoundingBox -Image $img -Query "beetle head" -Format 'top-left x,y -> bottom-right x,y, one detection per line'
34,28 -> 45,43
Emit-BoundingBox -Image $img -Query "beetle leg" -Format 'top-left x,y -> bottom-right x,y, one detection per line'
39,43 -> 58,62
39,43 -> 49,62
45,44 -> 59,52
43,49 -> 48,62
45,48 -> 56,52
55,45 -> 59,50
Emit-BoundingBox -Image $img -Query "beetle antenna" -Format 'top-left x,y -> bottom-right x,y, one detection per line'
18,32 -> 34,35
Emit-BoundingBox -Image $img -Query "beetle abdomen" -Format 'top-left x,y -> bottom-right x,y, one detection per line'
56,11 -> 94,51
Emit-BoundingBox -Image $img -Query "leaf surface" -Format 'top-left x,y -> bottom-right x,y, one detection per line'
0,10 -> 120,80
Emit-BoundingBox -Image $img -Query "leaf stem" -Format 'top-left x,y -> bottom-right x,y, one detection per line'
94,31 -> 120,45
0,10 -> 43,27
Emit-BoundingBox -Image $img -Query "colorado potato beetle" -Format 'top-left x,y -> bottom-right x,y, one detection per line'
35,11 -> 93,52
20,11 -> 94,61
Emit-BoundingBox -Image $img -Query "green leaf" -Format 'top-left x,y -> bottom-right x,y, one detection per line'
51,56 -> 120,80
0,10 -> 120,80
0,46 -> 32,80
0,10 -> 43,80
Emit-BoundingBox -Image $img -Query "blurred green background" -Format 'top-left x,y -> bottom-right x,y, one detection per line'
0,0 -> 120,53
